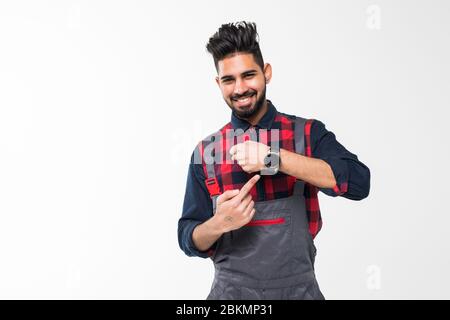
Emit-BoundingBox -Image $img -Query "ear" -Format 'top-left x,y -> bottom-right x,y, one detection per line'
263,63 -> 272,84
215,76 -> 220,87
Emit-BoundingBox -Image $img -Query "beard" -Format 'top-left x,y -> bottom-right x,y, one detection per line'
227,85 -> 266,120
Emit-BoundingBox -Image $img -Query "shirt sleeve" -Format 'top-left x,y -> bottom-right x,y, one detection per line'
177,150 -> 215,258
310,120 -> 371,200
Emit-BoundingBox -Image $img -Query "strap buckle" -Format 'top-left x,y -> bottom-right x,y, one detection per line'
205,177 -> 221,197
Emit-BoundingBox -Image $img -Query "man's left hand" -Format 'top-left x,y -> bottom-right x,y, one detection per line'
229,141 -> 270,173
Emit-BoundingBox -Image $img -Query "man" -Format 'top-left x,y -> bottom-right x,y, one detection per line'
178,21 -> 370,300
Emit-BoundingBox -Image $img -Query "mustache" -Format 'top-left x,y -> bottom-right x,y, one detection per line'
232,91 -> 256,100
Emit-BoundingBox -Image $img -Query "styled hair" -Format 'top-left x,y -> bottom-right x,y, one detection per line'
206,21 -> 264,72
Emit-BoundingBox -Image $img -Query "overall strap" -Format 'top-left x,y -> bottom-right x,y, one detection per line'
292,116 -> 308,196
205,163 -> 220,214
202,132 -> 222,214
294,116 -> 307,156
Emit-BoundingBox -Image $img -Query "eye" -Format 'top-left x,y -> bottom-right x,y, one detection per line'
244,73 -> 255,78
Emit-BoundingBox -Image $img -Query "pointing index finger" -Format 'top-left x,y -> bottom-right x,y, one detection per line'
236,175 -> 260,202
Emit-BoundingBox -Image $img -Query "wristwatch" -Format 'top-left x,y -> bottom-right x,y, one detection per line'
261,147 -> 280,175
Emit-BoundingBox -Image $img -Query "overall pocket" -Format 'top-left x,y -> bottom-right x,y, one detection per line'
228,209 -> 293,279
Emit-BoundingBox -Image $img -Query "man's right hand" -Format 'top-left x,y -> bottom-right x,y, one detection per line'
213,174 -> 260,233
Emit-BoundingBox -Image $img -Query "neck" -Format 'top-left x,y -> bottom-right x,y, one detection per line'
247,99 -> 268,126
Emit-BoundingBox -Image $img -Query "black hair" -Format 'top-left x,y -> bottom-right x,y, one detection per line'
206,21 -> 264,72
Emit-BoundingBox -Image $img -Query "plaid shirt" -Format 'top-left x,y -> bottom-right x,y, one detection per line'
179,100 -> 370,258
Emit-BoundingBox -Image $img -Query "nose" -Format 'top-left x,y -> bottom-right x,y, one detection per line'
233,78 -> 248,96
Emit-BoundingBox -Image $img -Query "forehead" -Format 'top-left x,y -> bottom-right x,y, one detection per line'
217,53 -> 260,76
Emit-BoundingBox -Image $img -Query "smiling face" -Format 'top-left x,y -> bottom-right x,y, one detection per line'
215,52 -> 272,122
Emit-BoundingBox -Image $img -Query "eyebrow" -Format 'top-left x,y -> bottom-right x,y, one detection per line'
220,69 -> 258,81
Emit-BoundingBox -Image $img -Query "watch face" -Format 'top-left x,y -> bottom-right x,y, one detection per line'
264,154 -> 272,168
264,152 -> 280,169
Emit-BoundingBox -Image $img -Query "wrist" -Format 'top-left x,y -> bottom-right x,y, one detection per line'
279,148 -> 288,173
279,148 -> 307,177
207,214 -> 226,236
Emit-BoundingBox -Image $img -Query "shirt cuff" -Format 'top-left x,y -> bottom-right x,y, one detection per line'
319,157 -> 349,197
187,221 -> 215,259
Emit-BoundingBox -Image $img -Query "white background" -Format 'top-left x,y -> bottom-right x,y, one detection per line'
0,0 -> 449,299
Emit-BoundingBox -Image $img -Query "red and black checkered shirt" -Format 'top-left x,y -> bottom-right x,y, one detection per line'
179,100 -> 370,258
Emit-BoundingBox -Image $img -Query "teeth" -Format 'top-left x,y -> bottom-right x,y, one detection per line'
235,94 -> 253,102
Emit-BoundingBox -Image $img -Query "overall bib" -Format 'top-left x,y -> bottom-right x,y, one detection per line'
205,117 -> 325,300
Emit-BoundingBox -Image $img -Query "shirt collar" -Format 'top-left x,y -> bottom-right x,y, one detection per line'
231,99 -> 277,131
